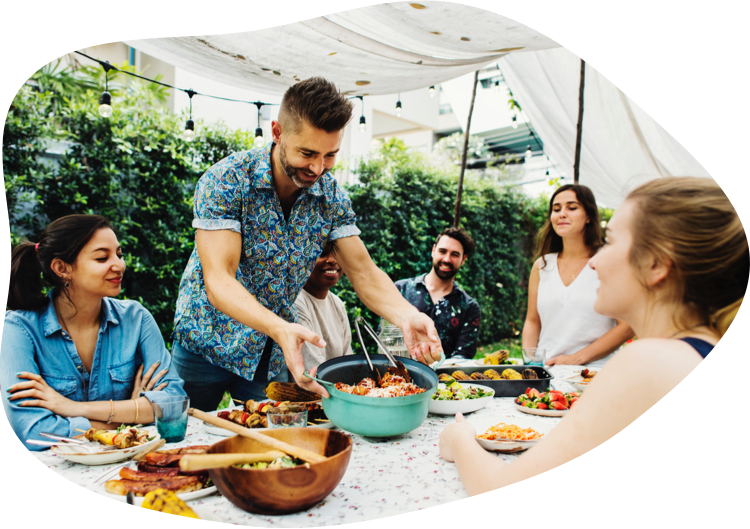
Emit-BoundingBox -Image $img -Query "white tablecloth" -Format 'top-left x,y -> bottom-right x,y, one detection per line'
32,364 -> 582,526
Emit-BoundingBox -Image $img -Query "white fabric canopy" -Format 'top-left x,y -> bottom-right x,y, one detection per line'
500,47 -> 710,207
126,1 -> 708,206
125,2 -> 558,97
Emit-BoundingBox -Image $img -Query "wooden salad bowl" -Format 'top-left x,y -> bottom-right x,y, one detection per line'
206,427 -> 352,515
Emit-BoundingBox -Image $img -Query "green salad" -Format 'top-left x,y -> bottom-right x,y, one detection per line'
234,456 -> 304,470
432,379 -> 493,401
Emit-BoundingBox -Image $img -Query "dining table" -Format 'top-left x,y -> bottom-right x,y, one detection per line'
31,363 -> 583,526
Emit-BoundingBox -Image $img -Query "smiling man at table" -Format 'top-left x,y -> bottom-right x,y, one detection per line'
171,77 -> 443,411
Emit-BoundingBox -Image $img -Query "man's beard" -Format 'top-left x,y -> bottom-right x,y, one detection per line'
279,141 -> 319,189
433,261 -> 459,280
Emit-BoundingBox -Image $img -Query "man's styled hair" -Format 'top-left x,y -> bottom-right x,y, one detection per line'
435,227 -> 477,259
278,77 -> 353,135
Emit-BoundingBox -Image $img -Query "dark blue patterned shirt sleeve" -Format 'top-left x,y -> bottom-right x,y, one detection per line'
192,153 -> 244,233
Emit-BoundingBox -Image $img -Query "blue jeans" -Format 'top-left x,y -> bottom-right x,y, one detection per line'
171,340 -> 288,412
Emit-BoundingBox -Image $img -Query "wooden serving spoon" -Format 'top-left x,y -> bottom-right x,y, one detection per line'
189,408 -> 327,463
179,451 -> 288,471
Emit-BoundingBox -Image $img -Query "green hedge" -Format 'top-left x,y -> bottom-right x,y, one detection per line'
3,79 -> 254,345
334,139 -> 547,348
4,73 -> 546,350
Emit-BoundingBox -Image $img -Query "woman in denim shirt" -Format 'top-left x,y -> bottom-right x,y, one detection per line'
1,215 -> 186,450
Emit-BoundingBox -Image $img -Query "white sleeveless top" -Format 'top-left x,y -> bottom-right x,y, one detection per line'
536,253 -> 616,367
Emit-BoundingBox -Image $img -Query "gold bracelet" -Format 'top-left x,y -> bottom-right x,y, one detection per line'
106,399 -> 115,424
133,398 -> 140,424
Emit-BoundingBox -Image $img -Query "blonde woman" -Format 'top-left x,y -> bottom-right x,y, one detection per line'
439,177 -> 747,495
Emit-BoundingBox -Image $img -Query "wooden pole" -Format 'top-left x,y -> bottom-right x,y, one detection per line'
453,70 -> 480,228
573,59 -> 586,184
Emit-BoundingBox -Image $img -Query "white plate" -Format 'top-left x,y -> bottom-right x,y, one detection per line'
51,429 -> 161,466
101,460 -> 218,503
429,383 -> 494,415
467,415 -> 555,452
474,358 -> 521,366
514,403 -> 567,417
565,375 -> 590,392
203,407 -> 334,437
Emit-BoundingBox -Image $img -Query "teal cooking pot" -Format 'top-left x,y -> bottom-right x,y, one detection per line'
304,354 -> 444,437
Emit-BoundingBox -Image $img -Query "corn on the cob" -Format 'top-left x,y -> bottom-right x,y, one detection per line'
141,489 -> 200,518
501,368 -> 523,380
484,369 -> 502,380
438,373 -> 454,382
451,370 -> 470,381
470,372 -> 489,380
522,369 -> 539,380
483,350 -> 509,365
265,382 -> 321,402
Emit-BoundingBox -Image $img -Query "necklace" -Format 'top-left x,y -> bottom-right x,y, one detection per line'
558,255 -> 589,280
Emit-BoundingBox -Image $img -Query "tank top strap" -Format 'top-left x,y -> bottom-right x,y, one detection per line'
679,337 -> 714,359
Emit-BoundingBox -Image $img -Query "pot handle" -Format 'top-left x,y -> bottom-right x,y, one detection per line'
431,350 -> 446,371
303,371 -> 335,392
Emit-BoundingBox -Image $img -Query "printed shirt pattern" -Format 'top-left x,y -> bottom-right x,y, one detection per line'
173,143 -> 360,380
395,274 -> 481,359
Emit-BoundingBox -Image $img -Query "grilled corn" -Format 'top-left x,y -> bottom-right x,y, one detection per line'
484,369 -> 502,380
501,368 -> 523,380
451,370 -> 471,381
141,489 -> 200,518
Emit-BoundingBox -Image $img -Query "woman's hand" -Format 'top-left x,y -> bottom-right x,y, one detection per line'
7,372 -> 82,417
130,361 -> 169,399
546,353 -> 585,366
438,413 -> 478,462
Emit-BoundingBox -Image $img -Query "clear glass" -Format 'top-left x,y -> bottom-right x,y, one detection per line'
152,395 -> 190,442
378,319 -> 409,358
267,405 -> 308,429
522,348 -> 546,366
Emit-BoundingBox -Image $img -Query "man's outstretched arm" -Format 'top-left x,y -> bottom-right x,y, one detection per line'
333,235 -> 443,364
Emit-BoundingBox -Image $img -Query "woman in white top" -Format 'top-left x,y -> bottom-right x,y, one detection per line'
523,185 -> 633,366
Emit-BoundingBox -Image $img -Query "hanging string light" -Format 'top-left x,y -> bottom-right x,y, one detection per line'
183,89 -> 196,141
357,96 -> 366,132
98,61 -> 114,118
511,115 -> 518,129
429,85 -> 436,97
494,80 -> 501,92
524,144 -> 533,162
395,94 -> 402,117
253,102 -> 266,148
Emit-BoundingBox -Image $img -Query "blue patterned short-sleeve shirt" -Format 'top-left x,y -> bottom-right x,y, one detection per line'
173,143 -> 360,380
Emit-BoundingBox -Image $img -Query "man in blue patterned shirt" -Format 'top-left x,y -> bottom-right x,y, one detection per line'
172,78 -> 443,410
395,227 -> 481,360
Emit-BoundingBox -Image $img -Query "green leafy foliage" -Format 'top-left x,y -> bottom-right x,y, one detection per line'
333,140 -> 546,349
3,72 -> 254,345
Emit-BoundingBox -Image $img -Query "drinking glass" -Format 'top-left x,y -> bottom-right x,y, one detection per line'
522,348 -> 546,366
378,319 -> 409,358
152,395 -> 190,443
267,405 -> 308,429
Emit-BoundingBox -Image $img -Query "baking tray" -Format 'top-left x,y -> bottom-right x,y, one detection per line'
435,364 -> 552,398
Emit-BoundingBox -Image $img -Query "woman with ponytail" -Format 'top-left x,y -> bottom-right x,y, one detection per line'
439,177 -> 748,495
1,215 -> 186,450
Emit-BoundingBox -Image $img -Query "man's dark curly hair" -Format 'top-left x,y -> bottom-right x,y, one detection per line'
435,227 -> 477,259
278,77 -> 353,134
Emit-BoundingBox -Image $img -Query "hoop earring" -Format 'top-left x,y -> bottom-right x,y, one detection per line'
64,281 -> 70,288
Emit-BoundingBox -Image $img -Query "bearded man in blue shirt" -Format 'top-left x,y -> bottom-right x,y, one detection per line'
396,227 -> 481,360
172,77 -> 443,410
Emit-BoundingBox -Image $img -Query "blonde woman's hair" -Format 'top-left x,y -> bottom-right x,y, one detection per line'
626,177 -> 748,336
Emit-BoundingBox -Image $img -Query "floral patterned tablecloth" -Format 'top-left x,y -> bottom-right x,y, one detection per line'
32,364 -> 582,526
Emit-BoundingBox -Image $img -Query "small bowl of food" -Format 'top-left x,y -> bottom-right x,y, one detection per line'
206,427 -> 352,515
565,368 -> 598,392
429,380 -> 494,415
466,415 -> 555,453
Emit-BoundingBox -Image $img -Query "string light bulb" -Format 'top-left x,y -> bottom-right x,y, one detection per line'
524,144 -> 533,162
98,91 -> 113,118
429,85 -> 435,97
494,80 -> 501,92
511,115 -> 518,129
357,96 -> 366,133
98,61 -> 114,118
396,94 -> 402,117
253,102 -> 265,148
183,89 -> 197,141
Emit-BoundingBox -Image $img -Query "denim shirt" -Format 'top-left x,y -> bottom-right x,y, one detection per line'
173,143 -> 360,381
1,294 -> 186,451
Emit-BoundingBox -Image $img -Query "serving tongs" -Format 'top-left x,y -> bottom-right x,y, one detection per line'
354,316 -> 411,383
